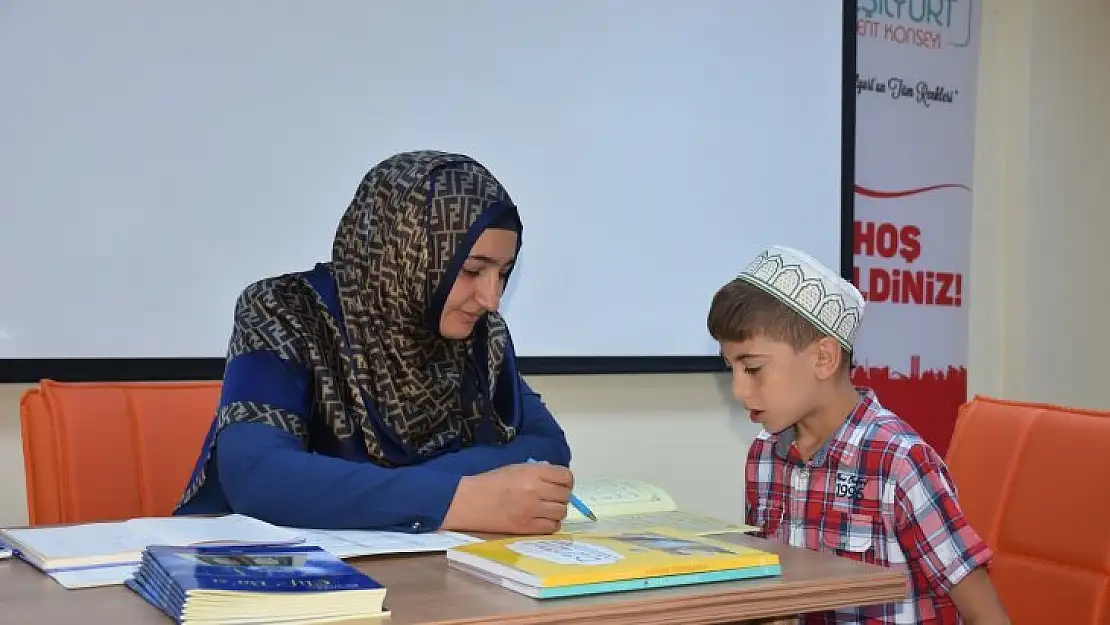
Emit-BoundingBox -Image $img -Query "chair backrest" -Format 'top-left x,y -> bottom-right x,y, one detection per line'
946,395 -> 1110,625
19,379 -> 220,525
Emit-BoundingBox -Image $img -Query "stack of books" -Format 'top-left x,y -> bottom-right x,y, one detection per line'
125,544 -> 389,624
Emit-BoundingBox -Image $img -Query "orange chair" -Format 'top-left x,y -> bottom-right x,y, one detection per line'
19,379 -> 220,526
946,395 -> 1110,625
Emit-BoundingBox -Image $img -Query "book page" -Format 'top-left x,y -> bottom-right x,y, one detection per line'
563,477 -> 677,523
131,514 -> 301,547
562,510 -> 758,536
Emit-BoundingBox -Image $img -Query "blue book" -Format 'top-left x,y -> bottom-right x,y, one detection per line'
125,544 -> 388,624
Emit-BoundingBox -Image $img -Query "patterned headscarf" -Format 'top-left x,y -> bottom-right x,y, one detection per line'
329,150 -> 521,462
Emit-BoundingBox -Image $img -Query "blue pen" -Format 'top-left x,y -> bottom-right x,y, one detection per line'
527,458 -> 597,522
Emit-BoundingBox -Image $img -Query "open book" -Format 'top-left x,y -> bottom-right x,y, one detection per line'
0,514 -> 301,572
559,477 -> 758,537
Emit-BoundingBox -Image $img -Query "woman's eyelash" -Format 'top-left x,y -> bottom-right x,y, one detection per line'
461,268 -> 511,279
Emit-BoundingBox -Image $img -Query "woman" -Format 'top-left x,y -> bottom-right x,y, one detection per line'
175,150 -> 574,535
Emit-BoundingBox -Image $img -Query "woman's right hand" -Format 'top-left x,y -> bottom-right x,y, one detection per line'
442,462 -> 574,535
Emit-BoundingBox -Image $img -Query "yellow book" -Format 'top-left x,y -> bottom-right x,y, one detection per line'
446,526 -> 779,590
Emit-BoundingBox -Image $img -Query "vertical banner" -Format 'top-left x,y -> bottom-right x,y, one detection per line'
850,1 -> 980,456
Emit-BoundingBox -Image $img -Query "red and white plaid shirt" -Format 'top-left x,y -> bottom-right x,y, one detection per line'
745,388 -> 992,624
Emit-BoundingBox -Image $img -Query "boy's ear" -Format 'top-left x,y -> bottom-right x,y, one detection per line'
813,337 -> 842,380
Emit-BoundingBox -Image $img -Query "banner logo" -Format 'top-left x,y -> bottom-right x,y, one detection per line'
856,0 -> 974,50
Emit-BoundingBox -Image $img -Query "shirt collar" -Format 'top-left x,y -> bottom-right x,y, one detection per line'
773,387 -> 878,467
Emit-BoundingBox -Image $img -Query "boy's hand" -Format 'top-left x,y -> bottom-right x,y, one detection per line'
948,568 -> 1010,625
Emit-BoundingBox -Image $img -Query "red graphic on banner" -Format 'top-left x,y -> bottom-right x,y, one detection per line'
853,266 -> 964,307
851,355 -> 967,457
855,183 -> 970,198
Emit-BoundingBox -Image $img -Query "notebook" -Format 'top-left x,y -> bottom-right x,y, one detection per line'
447,526 -> 780,599
126,544 -> 388,624
557,477 -> 759,537
0,514 -> 302,572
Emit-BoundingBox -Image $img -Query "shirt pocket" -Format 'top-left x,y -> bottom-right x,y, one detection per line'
752,499 -> 785,541
820,509 -> 881,565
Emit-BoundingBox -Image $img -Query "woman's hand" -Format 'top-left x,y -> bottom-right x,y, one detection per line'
442,462 -> 574,534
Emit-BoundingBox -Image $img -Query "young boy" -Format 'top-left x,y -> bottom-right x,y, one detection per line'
707,245 -> 1009,624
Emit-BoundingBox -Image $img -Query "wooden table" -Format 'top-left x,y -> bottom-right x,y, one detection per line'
0,535 -> 906,624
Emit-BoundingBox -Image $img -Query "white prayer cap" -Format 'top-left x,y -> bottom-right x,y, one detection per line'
736,245 -> 865,350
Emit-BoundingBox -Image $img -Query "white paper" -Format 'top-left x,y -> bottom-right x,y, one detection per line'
48,564 -> 138,589
298,529 -> 480,559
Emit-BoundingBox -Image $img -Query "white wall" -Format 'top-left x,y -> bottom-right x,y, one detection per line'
968,0 -> 1110,407
2,0 -> 1108,529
